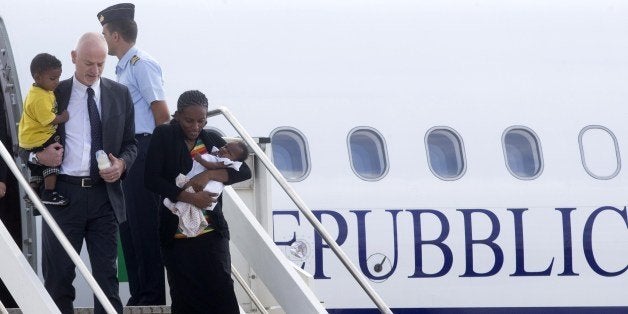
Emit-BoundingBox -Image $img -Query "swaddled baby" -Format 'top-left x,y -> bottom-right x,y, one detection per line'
164,141 -> 248,237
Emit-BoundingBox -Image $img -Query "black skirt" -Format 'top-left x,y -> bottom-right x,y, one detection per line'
162,231 -> 239,314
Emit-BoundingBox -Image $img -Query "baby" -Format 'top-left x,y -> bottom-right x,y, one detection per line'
164,140 -> 249,237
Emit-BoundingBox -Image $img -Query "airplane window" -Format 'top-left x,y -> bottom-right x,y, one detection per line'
348,127 -> 389,181
270,127 -> 310,181
502,127 -> 543,179
426,127 -> 466,180
579,126 -> 620,180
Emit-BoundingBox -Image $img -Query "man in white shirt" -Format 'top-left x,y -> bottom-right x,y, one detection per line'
35,32 -> 137,314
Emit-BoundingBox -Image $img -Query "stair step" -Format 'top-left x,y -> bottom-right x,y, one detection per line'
6,306 -> 172,314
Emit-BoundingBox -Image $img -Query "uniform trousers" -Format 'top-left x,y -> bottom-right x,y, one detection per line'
120,134 -> 164,305
42,179 -> 123,314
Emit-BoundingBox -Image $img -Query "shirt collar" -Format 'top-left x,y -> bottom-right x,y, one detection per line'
72,75 -> 101,99
117,46 -> 139,73
31,84 -> 50,93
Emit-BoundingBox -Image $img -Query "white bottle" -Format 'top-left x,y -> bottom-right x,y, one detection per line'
96,150 -> 111,170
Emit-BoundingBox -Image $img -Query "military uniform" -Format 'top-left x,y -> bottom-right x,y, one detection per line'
116,47 -> 165,135
98,3 -> 166,306
117,46 -> 167,306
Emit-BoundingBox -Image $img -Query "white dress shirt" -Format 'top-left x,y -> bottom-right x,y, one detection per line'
60,76 -> 102,176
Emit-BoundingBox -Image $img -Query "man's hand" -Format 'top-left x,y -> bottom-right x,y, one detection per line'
99,153 -> 125,183
37,142 -> 64,167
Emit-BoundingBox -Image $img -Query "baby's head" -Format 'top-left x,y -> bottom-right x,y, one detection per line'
30,53 -> 62,92
217,141 -> 249,162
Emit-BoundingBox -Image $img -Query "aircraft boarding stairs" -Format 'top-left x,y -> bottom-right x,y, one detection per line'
0,107 -> 392,314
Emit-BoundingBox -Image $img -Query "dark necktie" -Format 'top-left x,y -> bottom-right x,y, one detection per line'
87,87 -> 103,180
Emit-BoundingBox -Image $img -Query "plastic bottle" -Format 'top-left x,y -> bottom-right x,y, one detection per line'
96,150 -> 111,170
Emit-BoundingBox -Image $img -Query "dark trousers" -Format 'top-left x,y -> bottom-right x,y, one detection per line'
163,232 -> 239,314
120,134 -> 164,305
42,181 -> 123,314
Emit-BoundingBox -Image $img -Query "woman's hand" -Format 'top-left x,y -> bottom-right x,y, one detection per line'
0,182 -> 6,198
184,172 -> 210,192
188,190 -> 218,209
184,169 -> 230,192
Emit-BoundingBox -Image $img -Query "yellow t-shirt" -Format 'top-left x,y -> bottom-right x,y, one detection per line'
18,85 -> 58,149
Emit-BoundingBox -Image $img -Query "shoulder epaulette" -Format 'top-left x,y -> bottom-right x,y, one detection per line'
130,55 -> 141,65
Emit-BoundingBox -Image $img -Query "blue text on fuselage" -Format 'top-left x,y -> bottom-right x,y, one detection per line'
273,206 -> 628,279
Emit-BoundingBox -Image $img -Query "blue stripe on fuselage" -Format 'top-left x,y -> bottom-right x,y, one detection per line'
327,307 -> 628,313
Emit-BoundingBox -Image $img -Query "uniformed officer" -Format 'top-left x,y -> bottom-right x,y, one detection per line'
97,3 -> 169,306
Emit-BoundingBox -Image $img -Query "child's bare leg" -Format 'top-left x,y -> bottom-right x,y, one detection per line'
43,174 -> 57,191
41,173 -> 68,206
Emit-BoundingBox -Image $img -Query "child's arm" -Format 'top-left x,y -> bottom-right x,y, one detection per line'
194,154 -> 229,170
50,110 -> 69,125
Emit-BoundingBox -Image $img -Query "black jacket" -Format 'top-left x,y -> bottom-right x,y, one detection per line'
55,77 -> 137,223
145,120 -> 251,246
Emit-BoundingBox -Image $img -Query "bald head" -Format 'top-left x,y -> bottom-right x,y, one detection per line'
75,32 -> 108,53
71,32 -> 108,86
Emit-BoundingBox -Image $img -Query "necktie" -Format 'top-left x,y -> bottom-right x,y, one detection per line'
87,87 -> 103,180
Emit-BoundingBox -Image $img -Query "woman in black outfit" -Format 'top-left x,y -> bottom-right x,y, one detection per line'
145,90 -> 251,313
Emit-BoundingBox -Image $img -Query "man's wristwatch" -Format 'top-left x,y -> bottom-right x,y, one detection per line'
29,152 -> 40,165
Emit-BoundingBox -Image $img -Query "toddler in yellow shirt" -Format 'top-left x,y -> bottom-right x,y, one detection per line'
18,53 -> 69,206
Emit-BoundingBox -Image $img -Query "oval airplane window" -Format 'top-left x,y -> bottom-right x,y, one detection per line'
271,127 -> 311,181
579,126 -> 620,180
348,127 -> 389,181
425,127 -> 466,180
502,127 -> 543,180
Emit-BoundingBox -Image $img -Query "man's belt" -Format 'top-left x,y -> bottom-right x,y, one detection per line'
58,175 -> 102,188
135,133 -> 152,138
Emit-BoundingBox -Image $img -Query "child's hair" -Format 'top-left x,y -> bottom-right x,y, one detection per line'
30,53 -> 61,78
232,141 -> 249,162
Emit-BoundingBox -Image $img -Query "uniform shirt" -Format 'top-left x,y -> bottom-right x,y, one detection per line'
116,46 -> 165,134
60,76 -> 102,176
18,85 -> 58,149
